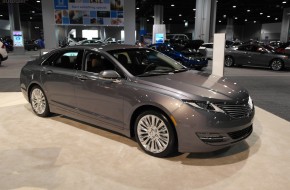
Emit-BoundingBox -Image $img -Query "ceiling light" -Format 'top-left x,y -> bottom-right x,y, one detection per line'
254,21 -> 256,23
245,19 -> 248,21
179,14 -> 182,16
0,15 -> 3,17
147,19 -> 149,21
247,10 -> 250,12
32,11 -> 35,13
223,15 -> 226,18
233,5 -> 236,8
36,0 -> 40,2
260,12 -> 263,15
30,17 -> 32,19
169,18 -> 172,20
267,15 -> 271,18
136,7 -> 139,10
282,1 -> 286,3
171,4 -> 175,7
235,17 -> 238,19
219,20 -> 221,22
275,18 -> 278,20
193,9 -> 196,11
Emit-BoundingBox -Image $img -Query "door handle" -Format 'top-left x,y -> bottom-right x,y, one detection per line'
44,70 -> 53,75
77,75 -> 89,81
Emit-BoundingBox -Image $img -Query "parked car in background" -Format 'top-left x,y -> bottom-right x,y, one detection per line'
225,44 -> 290,71
199,43 -> 213,59
76,39 -> 103,45
149,43 -> 208,70
20,44 -> 254,157
0,41 -> 8,66
0,37 -> 13,52
24,40 -> 40,51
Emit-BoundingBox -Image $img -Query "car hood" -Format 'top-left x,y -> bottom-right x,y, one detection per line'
137,70 -> 249,102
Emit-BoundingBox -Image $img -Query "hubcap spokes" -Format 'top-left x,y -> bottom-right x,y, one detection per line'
31,89 -> 46,114
272,61 -> 281,70
137,115 -> 169,153
225,58 -> 232,66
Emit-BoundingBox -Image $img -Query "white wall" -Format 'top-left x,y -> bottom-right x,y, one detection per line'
261,23 -> 282,41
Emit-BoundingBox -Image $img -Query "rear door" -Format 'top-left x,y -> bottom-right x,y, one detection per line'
41,50 -> 83,112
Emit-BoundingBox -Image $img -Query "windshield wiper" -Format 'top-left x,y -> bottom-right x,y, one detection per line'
137,70 -> 173,77
173,68 -> 188,73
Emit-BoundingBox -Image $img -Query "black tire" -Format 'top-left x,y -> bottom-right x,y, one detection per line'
134,110 -> 177,157
30,86 -> 50,117
224,56 -> 234,67
270,59 -> 284,71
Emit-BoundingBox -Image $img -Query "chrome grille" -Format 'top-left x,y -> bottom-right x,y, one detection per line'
214,103 -> 252,118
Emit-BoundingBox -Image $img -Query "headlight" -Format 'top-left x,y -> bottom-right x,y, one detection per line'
248,96 -> 253,110
183,100 -> 224,113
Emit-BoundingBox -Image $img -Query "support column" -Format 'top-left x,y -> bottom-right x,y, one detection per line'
8,3 -> 25,54
280,8 -> 290,42
226,18 -> 234,41
139,17 -> 147,43
124,0 -> 136,45
154,5 -> 163,24
194,0 -> 216,42
41,0 -> 58,49
152,4 -> 166,44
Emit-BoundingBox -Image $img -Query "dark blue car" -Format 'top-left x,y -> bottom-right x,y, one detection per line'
149,43 -> 208,70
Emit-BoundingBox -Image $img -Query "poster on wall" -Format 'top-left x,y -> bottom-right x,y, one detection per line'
13,31 -> 24,47
54,0 -> 124,26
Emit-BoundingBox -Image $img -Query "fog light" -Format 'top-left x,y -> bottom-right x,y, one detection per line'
196,132 -> 228,143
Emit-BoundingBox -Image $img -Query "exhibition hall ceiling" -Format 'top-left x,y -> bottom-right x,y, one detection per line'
0,0 -> 289,24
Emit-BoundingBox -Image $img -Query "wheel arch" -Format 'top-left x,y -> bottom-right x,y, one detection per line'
27,82 -> 44,103
269,58 -> 284,67
129,105 -> 178,145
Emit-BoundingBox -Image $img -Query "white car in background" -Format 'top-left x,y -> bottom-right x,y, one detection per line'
199,43 -> 213,59
0,41 -> 8,66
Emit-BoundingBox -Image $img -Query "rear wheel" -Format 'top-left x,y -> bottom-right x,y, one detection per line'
270,59 -> 284,71
134,110 -> 177,157
30,86 -> 50,117
224,56 -> 234,67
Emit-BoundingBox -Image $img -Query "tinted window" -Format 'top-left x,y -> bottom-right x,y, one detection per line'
109,48 -> 185,77
51,50 -> 83,70
84,52 -> 123,76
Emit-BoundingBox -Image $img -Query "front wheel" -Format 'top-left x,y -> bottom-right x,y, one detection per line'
270,59 -> 284,71
30,86 -> 50,117
134,111 -> 177,157
224,56 -> 234,67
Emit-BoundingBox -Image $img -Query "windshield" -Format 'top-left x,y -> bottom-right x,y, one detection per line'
108,48 -> 186,77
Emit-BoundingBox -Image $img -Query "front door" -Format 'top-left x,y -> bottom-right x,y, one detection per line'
74,52 -> 125,129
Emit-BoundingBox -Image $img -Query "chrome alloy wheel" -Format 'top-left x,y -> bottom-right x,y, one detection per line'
225,56 -> 234,67
137,114 -> 170,153
271,59 -> 283,71
31,88 -> 47,115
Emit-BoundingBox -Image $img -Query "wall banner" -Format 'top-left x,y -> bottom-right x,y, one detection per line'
54,0 -> 124,26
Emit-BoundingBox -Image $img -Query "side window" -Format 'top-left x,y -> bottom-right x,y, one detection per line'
51,51 -> 81,69
85,53 -> 117,74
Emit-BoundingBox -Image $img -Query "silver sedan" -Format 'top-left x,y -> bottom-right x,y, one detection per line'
20,44 -> 254,157
225,44 -> 290,71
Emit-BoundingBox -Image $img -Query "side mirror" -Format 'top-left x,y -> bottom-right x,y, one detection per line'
99,70 -> 121,80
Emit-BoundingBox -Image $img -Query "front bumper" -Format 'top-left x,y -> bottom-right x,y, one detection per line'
172,103 -> 255,153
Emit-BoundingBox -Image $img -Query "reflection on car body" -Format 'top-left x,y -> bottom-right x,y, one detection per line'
20,44 -> 254,157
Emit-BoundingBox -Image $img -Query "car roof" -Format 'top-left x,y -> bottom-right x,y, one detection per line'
62,44 -> 144,52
